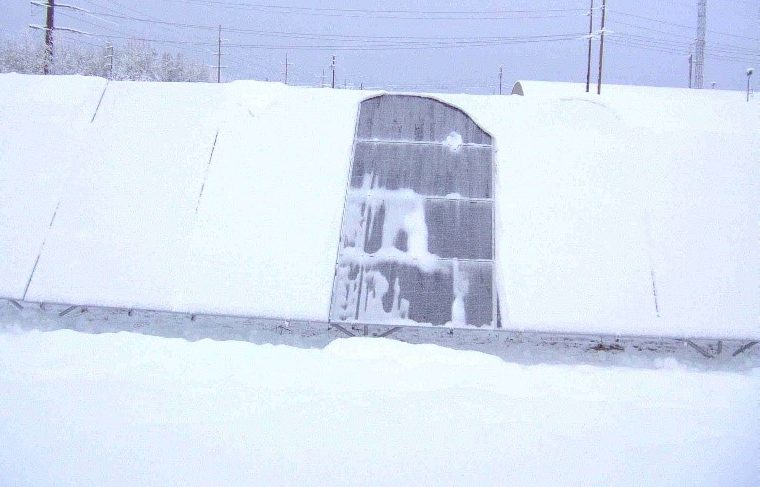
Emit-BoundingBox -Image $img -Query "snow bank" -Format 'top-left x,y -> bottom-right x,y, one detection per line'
0,329 -> 757,486
0,74 -> 757,338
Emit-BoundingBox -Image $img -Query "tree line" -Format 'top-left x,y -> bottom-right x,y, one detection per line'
0,34 -> 209,82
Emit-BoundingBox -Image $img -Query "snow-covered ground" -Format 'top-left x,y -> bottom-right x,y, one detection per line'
0,328 -> 757,487
1,74 -> 757,340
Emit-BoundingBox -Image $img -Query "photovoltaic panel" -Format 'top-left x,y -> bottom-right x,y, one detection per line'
331,95 -> 495,327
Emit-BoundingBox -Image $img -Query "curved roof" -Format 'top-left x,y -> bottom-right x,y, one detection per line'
1,74 -> 757,339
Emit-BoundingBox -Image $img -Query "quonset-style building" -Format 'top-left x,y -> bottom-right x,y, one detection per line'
0,74 -> 757,360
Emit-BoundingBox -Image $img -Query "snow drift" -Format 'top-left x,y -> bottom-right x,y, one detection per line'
0,74 -> 757,339
0,330 -> 757,487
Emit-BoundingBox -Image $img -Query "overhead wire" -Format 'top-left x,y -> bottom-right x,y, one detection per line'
608,9 -> 760,42
167,0 -> 589,21
19,1 -> 760,90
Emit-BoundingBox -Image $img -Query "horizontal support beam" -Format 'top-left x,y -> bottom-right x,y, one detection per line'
2,297 -> 757,348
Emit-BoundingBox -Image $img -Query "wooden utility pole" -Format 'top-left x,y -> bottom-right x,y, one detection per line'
216,24 -> 222,83
499,65 -> 503,95
585,0 -> 594,92
688,53 -> 693,88
596,0 -> 606,95
105,43 -> 114,79
43,0 -> 55,74
331,55 -> 336,89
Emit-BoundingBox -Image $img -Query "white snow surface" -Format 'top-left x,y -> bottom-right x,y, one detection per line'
0,74 -> 758,338
0,329 -> 757,487
0,75 -> 106,298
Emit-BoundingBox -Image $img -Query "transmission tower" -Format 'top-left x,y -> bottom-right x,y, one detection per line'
694,0 -> 707,89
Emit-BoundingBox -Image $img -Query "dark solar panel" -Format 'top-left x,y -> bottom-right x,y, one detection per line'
331,95 -> 496,327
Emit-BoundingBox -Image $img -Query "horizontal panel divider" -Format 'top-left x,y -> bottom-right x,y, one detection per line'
356,139 -> 491,148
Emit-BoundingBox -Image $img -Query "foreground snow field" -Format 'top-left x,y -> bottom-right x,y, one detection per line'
0,329 -> 756,486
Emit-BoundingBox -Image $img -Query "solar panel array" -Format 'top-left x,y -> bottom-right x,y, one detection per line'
330,95 -> 496,327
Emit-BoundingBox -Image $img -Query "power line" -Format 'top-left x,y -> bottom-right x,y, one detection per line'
57,31 -> 585,51
615,32 -> 759,57
606,36 -> 759,64
60,8 -> 589,40
50,9 -> 587,52
608,9 -> 760,41
168,0 -> 590,20
221,35 -> 585,51
175,1 -> 588,15
56,4 -> 758,57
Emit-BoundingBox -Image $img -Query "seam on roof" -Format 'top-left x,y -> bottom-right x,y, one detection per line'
89,79 -> 110,124
23,201 -> 60,300
195,130 -> 220,214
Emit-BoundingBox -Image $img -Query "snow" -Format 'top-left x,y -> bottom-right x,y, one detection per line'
340,178 -> 443,272
0,328 -> 757,486
0,75 -> 106,298
450,258 -> 469,326
446,84 -> 760,339
443,130 -> 463,150
0,73 -> 757,339
25,81 -> 225,312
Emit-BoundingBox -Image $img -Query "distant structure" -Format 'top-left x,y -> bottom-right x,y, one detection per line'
694,0 -> 707,89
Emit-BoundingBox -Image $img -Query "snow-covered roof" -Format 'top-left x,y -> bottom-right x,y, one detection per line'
1,74 -> 757,339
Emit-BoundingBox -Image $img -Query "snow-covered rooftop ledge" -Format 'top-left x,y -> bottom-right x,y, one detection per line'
0,74 -> 757,341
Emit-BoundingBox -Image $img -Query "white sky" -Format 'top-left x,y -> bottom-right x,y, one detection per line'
2,0 -> 759,93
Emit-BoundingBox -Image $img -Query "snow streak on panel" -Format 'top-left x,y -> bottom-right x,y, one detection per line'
331,95 -> 495,327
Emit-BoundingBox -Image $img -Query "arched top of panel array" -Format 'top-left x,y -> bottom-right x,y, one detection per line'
357,94 -> 492,146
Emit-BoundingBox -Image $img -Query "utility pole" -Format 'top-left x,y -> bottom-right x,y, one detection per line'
43,0 -> 55,74
596,0 -> 606,94
688,52 -> 693,88
283,53 -> 292,84
694,0 -> 706,89
331,55 -> 336,89
32,0 -> 92,73
216,24 -> 222,83
105,43 -> 114,79
748,68 -> 755,102
320,68 -> 325,87
499,65 -> 503,95
585,0 -> 594,92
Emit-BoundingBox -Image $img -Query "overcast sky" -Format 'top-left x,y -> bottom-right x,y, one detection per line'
2,0 -> 758,93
